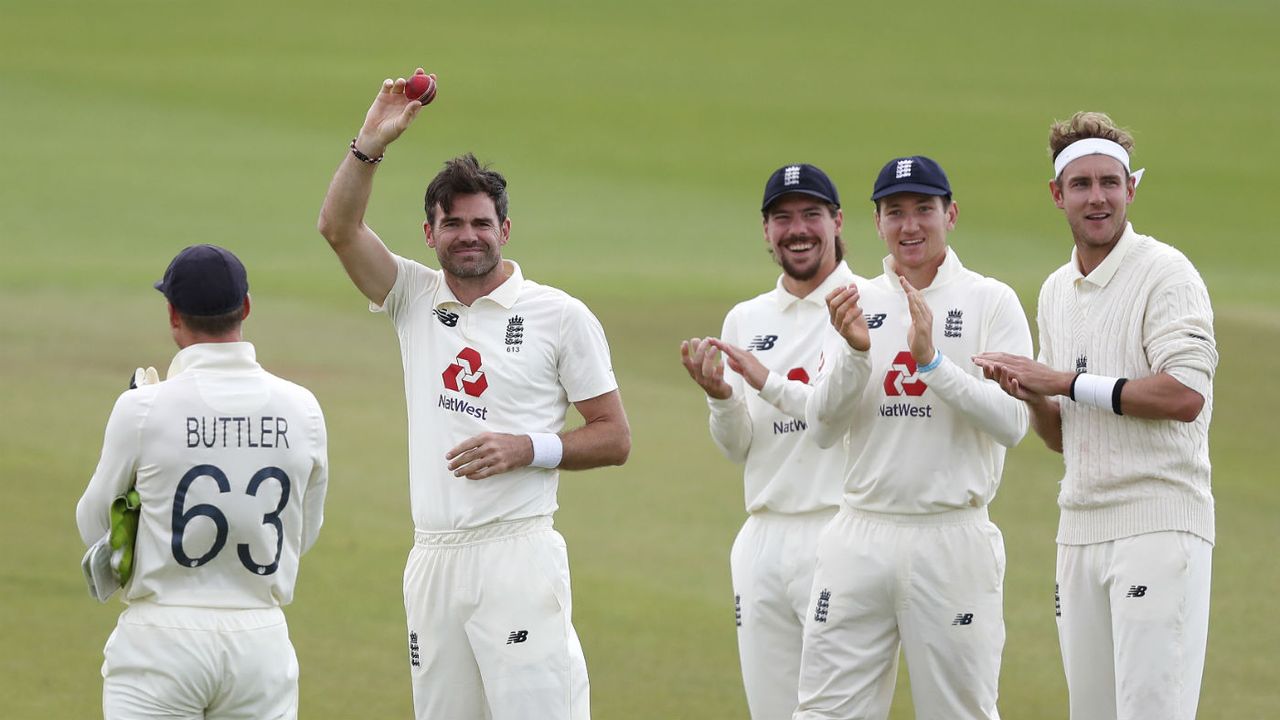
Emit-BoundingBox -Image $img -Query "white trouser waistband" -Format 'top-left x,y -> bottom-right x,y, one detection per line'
119,601 -> 285,630
840,503 -> 990,527
413,515 -> 553,548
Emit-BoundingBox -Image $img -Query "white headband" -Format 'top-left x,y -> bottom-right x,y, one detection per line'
1052,138 -> 1145,187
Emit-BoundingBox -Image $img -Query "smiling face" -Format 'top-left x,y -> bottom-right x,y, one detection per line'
874,192 -> 956,277
1050,153 -> 1135,252
425,192 -> 511,280
762,193 -> 842,283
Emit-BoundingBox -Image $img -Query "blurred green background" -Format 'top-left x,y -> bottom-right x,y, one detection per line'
2,0 -> 1277,717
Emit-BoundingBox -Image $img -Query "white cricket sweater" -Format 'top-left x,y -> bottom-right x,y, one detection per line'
804,249 -> 1032,514
707,262 -> 860,514
76,343 -> 329,609
1037,224 -> 1217,545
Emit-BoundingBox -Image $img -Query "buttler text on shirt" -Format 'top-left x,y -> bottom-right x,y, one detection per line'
186,416 -> 290,448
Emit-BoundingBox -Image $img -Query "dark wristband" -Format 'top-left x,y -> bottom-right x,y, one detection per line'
1111,378 -> 1128,415
1068,372 -> 1080,401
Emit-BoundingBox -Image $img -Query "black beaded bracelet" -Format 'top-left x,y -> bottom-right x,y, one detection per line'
350,139 -> 383,164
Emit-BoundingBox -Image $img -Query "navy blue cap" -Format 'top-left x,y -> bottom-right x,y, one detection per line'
154,244 -> 249,316
762,163 -> 841,212
870,156 -> 951,201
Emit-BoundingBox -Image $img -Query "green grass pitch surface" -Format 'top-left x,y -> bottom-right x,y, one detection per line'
2,0 -> 1277,717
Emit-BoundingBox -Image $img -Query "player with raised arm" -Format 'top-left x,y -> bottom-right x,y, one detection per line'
791,156 -> 1032,720
975,112 -> 1218,720
680,164 -> 861,719
317,69 -> 630,720
76,244 -> 329,719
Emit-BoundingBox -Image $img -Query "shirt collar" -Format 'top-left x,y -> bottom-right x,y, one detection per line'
773,261 -> 857,310
880,247 -> 963,292
166,342 -> 259,379
1070,223 -> 1137,288
433,260 -> 524,310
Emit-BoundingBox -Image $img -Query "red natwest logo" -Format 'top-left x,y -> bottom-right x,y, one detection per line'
884,351 -> 928,397
443,347 -> 488,397
787,367 -> 810,384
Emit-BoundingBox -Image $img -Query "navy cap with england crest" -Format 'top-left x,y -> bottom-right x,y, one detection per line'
154,244 -> 250,316
870,156 -> 952,201
762,163 -> 841,212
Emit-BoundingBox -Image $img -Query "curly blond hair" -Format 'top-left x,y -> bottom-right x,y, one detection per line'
1048,111 -> 1135,164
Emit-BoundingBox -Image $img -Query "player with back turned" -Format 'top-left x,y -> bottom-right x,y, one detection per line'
975,112 -> 1218,720
317,70 -> 631,720
76,244 -> 330,719
680,163 -> 861,719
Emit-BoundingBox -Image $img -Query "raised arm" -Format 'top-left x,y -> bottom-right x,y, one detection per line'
681,336 -> 753,463
900,278 -> 1030,447
710,338 -> 813,423
317,71 -> 434,304
805,284 -> 873,449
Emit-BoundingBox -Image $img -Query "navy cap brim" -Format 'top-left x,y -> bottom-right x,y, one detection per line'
762,188 -> 840,212
870,183 -> 951,201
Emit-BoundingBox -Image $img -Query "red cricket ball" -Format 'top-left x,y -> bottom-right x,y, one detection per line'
406,73 -> 437,105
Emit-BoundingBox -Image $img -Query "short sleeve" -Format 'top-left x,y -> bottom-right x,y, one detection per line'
369,254 -> 440,325
557,297 -> 619,403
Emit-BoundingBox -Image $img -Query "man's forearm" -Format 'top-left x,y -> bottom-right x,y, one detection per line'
1027,396 -> 1063,453
559,418 -> 631,470
317,150 -> 380,246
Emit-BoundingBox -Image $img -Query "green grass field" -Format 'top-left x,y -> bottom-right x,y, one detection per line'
3,0 -> 1278,717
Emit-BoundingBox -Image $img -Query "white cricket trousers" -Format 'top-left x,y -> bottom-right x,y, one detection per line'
731,508 -> 837,720
794,505 -> 1005,720
404,515 -> 589,720
1056,531 -> 1212,720
102,602 -> 297,720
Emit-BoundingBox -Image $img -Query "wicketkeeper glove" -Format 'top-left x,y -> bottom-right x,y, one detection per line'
80,488 -> 142,603
129,366 -> 160,389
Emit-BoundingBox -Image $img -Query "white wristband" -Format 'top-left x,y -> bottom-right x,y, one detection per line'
1069,373 -> 1126,415
527,432 -> 563,469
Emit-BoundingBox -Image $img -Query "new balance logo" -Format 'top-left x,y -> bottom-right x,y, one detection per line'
814,589 -> 831,623
734,594 -> 742,627
895,159 -> 914,178
944,309 -> 963,338
434,308 -> 459,327
952,613 -> 974,626
507,630 -> 529,644
747,334 -> 778,351
865,313 -> 887,329
783,165 -> 801,186
409,631 -> 421,668
1125,585 -> 1148,598
1055,583 -> 1062,617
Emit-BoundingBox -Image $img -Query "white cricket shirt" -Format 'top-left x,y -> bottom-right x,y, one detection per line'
805,249 -> 1032,513
1037,224 -> 1217,545
76,342 -> 329,609
374,254 -> 618,531
708,261 -> 860,514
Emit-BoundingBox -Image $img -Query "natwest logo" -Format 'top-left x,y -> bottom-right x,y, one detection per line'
443,347 -> 488,397
786,367 -> 810,384
883,351 -> 927,397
